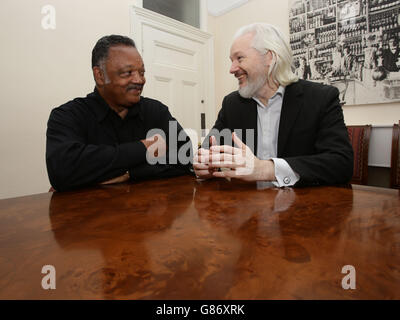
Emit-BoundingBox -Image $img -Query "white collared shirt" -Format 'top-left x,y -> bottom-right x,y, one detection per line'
253,86 -> 300,187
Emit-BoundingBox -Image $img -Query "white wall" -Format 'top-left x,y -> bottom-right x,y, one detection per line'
2,0 -> 399,199
208,0 -> 400,125
0,0 -> 136,199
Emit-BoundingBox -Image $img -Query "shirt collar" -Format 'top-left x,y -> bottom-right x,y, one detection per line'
91,87 -> 142,122
252,85 -> 285,108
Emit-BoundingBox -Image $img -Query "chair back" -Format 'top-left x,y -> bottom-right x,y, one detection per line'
347,125 -> 372,185
391,123 -> 400,189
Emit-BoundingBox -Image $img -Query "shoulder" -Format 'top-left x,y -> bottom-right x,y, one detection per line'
139,97 -> 173,122
139,96 -> 169,112
288,79 -> 339,98
222,91 -> 254,108
224,91 -> 243,102
50,95 -> 92,119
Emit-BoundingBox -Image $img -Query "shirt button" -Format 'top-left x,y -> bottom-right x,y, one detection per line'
283,177 -> 291,185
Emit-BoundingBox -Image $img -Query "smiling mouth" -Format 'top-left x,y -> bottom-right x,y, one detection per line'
127,86 -> 143,93
236,74 -> 247,84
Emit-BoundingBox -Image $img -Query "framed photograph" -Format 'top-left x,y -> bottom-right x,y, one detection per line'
289,0 -> 400,105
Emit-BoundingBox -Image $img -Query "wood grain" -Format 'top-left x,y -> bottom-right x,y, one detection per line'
0,177 -> 399,299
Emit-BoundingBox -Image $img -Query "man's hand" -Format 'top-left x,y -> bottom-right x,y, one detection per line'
193,136 -> 218,179
201,132 -> 276,182
101,171 -> 130,185
141,134 -> 167,160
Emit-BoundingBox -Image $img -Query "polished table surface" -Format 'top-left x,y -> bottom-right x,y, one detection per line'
0,175 -> 399,299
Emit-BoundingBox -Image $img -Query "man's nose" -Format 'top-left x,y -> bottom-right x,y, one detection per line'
131,71 -> 145,83
230,61 -> 239,74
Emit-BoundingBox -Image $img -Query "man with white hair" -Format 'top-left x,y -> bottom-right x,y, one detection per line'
194,23 -> 353,186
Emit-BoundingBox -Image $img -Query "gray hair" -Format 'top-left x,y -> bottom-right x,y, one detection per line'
234,23 -> 298,86
92,35 -> 136,84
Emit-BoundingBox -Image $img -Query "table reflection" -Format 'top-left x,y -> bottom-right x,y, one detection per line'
49,180 -> 194,299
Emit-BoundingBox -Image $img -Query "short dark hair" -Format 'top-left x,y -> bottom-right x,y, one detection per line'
389,36 -> 399,46
91,35 -> 136,68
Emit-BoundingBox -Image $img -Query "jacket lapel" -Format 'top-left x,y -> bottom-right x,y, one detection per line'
242,98 -> 258,154
277,80 -> 303,156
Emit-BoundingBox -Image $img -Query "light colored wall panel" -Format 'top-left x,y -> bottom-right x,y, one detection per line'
0,0 -> 136,199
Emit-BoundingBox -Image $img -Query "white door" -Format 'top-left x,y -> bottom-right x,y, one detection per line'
131,6 -> 215,144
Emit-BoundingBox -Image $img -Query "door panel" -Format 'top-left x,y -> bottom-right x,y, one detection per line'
141,23 -> 204,137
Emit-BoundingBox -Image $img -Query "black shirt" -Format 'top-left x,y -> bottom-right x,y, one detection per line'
46,88 -> 193,191
382,48 -> 400,72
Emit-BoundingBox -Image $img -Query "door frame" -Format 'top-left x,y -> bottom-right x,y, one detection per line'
130,5 -> 216,131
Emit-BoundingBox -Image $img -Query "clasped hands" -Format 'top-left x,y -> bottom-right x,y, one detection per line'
193,132 -> 275,182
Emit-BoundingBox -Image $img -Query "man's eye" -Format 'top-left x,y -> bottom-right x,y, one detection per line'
121,71 -> 131,77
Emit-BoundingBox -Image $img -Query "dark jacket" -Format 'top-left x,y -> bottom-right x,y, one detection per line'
203,79 -> 353,186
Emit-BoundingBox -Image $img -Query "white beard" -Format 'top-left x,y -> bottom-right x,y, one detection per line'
238,72 -> 268,98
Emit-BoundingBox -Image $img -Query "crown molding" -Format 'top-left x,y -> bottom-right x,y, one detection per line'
131,6 -> 212,42
207,0 -> 249,17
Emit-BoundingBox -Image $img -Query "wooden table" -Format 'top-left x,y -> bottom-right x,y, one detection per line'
0,176 -> 399,299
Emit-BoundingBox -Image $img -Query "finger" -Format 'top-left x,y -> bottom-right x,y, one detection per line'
193,162 -> 209,170
210,145 -> 241,155
209,154 -> 246,167
209,153 -> 234,163
208,161 -> 243,169
232,132 -> 245,149
101,175 -> 126,185
195,170 -> 213,179
210,135 -> 217,146
197,148 -> 210,156
101,177 -> 121,184
212,170 -> 237,179
194,154 -> 211,164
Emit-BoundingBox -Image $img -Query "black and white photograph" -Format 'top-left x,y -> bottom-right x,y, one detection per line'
290,0 -> 400,105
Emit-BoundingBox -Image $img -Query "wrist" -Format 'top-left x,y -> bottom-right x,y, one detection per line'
259,159 -> 276,181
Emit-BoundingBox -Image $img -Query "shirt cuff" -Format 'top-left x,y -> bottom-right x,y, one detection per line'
270,158 -> 300,187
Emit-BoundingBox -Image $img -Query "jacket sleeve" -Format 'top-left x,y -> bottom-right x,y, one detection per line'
46,107 -> 147,191
130,163 -> 194,181
129,103 -> 194,181
283,87 -> 354,186
162,104 -> 194,169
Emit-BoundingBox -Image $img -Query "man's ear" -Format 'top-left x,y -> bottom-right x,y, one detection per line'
93,66 -> 105,86
265,50 -> 276,67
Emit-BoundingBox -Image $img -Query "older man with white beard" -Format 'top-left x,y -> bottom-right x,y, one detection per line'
193,23 -> 353,187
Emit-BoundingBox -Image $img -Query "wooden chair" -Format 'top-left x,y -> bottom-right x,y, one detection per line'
347,125 -> 372,185
390,123 -> 400,189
